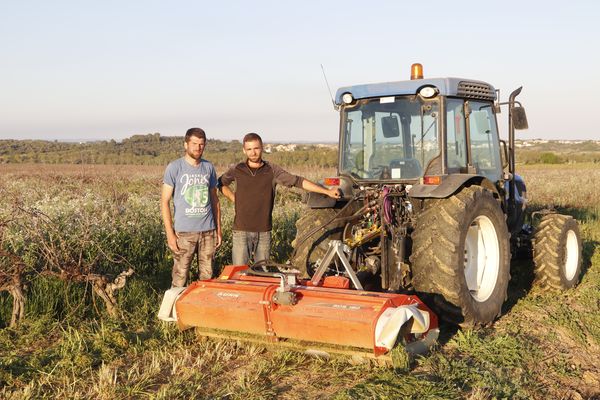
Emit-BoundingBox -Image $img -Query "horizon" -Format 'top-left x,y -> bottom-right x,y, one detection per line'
0,135 -> 339,144
3,133 -> 600,142
2,132 -> 600,142
2,134 -> 598,145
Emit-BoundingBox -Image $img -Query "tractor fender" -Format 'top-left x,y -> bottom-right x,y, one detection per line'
306,192 -> 338,208
306,175 -> 354,209
408,174 -> 499,199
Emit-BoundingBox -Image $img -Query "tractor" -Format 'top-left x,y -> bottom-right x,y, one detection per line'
291,63 -> 583,327
161,64 -> 583,360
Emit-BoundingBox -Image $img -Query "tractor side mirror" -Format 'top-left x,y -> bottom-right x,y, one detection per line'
382,116 -> 400,138
512,106 -> 529,130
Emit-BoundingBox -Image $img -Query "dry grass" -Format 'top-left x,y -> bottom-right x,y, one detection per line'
519,163 -> 600,210
0,162 -> 599,399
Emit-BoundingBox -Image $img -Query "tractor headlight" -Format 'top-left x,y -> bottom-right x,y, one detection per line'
342,93 -> 354,104
418,86 -> 438,98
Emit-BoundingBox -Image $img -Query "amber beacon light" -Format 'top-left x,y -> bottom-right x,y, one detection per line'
411,63 -> 424,80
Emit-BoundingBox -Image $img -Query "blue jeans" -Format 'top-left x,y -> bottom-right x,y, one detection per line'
232,230 -> 271,266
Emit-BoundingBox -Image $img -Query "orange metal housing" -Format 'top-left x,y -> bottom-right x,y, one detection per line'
175,266 -> 438,356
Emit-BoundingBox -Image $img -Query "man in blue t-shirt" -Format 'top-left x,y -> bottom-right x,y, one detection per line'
161,128 -> 221,287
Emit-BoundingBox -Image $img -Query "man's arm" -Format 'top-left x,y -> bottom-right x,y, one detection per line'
272,163 -> 340,199
301,179 -> 341,199
218,167 -> 236,203
220,184 -> 235,203
209,187 -> 222,248
160,183 -> 179,252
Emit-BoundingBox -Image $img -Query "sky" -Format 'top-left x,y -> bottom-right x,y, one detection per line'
1,0 -> 599,143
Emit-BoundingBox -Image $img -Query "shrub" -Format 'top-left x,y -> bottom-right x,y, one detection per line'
539,152 -> 563,164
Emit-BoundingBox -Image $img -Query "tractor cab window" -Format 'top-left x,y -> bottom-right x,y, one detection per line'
467,101 -> 502,182
340,96 -> 440,180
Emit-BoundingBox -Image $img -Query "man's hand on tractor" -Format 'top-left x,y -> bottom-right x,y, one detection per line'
327,187 -> 342,199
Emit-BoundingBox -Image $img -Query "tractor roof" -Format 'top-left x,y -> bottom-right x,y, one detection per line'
335,78 -> 496,105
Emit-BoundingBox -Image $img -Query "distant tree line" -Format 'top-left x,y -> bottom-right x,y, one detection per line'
3,134 -> 599,167
515,140 -> 600,164
0,133 -> 338,168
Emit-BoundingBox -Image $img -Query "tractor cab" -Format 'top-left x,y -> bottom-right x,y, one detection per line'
327,63 -> 531,237
336,64 -> 504,187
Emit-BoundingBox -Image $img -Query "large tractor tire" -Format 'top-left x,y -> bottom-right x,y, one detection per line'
410,186 -> 511,327
290,208 -> 346,277
532,214 -> 582,291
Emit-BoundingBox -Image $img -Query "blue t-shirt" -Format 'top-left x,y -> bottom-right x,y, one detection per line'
163,158 -> 217,233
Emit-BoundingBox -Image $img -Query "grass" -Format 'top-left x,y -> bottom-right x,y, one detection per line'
1,163 -> 600,399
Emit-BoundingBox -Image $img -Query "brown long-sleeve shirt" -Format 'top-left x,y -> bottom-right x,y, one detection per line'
219,161 -> 304,232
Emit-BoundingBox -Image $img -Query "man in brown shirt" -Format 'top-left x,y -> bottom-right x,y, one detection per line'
219,133 -> 340,265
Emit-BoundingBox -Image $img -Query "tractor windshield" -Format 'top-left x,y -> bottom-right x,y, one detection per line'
340,96 -> 440,180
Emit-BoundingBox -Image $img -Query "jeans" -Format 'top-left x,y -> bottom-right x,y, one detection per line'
171,230 -> 216,287
232,230 -> 271,266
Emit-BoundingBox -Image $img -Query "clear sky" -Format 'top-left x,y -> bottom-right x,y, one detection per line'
1,0 -> 599,142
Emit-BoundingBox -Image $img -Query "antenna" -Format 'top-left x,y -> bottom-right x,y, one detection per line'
320,64 -> 338,110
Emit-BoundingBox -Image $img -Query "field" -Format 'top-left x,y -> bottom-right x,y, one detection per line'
1,163 -> 599,399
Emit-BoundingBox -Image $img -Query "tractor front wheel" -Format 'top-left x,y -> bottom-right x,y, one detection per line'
532,214 -> 582,291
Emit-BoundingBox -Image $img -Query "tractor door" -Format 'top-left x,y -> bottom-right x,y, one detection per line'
446,98 -> 468,174
465,100 -> 502,183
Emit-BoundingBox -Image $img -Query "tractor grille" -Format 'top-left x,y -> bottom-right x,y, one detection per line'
457,81 -> 496,101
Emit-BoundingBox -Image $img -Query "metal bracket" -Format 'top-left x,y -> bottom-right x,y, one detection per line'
310,240 -> 364,290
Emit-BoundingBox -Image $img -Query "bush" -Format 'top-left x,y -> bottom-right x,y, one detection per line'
539,152 -> 563,164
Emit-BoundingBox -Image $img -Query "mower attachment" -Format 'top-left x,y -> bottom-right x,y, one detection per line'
161,264 -> 439,357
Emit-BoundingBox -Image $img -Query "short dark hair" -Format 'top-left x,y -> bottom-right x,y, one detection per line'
185,128 -> 206,142
243,132 -> 262,145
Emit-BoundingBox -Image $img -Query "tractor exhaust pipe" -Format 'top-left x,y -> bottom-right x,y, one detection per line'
508,87 -> 528,214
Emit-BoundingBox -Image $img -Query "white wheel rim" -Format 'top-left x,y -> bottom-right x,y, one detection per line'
564,230 -> 579,281
464,215 -> 500,302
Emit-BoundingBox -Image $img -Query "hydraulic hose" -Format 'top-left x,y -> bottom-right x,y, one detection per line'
333,202 -> 374,223
249,259 -> 294,272
244,269 -> 286,282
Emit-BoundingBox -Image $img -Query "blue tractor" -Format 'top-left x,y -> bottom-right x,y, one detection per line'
291,64 -> 582,327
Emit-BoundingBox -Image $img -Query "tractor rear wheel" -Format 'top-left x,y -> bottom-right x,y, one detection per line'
291,208 -> 345,277
532,214 -> 582,291
410,186 -> 511,327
